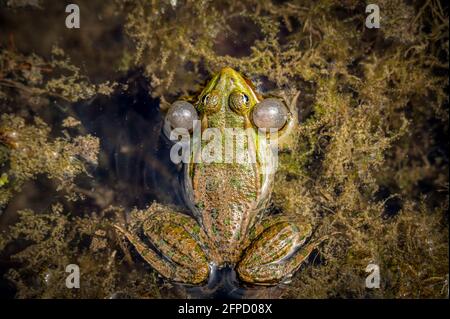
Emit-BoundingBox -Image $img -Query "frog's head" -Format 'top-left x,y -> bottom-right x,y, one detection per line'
195,67 -> 260,131
165,67 -> 292,135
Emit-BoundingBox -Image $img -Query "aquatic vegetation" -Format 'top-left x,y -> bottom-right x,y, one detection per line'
0,47 -> 116,103
0,114 -> 99,206
0,0 -> 448,298
0,205 -> 161,298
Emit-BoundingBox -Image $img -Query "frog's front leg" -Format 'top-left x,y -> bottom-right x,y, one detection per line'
114,210 -> 210,285
236,218 -> 319,285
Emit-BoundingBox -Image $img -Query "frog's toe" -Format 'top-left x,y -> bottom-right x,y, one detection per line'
236,221 -> 316,285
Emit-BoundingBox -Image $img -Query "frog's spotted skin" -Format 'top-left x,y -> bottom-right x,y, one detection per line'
192,161 -> 260,264
115,68 -> 319,285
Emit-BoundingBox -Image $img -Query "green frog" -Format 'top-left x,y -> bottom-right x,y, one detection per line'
115,67 -> 319,285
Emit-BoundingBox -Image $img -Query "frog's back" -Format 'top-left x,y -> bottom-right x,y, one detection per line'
192,158 -> 261,264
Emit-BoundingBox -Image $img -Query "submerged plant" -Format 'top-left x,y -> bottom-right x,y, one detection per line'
0,0 -> 448,298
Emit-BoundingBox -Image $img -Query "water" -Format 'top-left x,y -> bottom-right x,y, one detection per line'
73,73 -> 186,210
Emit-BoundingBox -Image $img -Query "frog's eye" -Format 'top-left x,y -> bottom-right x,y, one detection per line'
166,101 -> 198,131
252,98 -> 289,130
201,91 -> 220,114
229,91 -> 250,115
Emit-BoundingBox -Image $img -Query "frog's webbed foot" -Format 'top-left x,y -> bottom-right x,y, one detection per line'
114,210 -> 210,285
236,218 -> 320,285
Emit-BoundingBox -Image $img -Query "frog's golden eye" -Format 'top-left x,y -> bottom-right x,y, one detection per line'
252,98 -> 289,130
201,91 -> 220,114
229,90 -> 250,115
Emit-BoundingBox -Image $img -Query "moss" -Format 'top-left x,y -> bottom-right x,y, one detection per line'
1,206 -> 161,298
0,0 -> 448,299
0,114 -> 99,206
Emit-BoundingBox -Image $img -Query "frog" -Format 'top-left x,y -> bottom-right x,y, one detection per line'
114,67 -> 320,285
